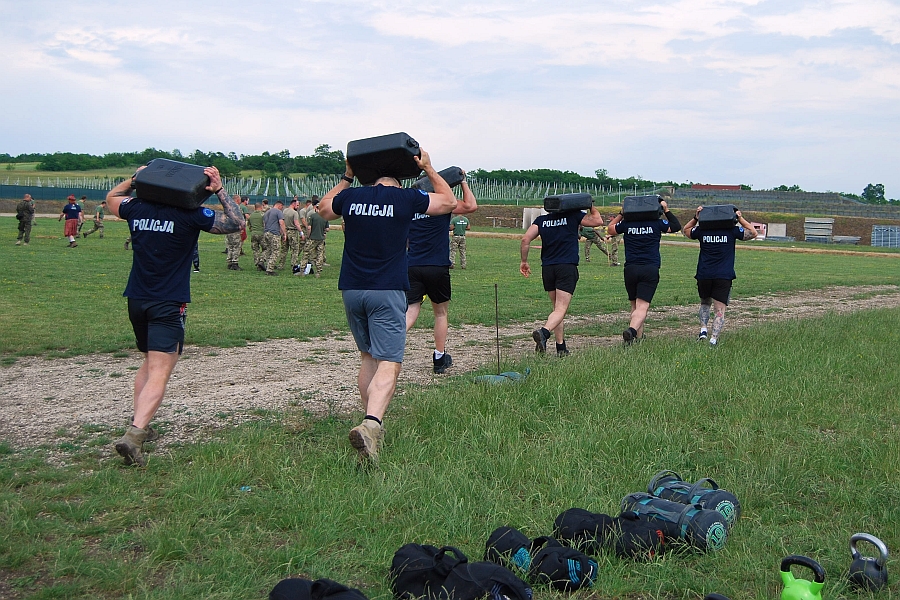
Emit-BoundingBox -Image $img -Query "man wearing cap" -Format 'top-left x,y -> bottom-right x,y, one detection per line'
15,193 -> 35,246
261,198 -> 286,276
406,173 -> 478,374
105,165 -> 243,467
318,148 -> 458,463
59,194 -> 83,247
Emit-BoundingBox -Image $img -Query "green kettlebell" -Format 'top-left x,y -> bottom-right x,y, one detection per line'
781,555 -> 825,600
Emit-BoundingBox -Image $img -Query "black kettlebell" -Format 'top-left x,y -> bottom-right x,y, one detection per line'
848,532 -> 889,591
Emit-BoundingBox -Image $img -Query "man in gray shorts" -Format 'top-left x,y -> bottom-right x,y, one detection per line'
318,147 -> 458,463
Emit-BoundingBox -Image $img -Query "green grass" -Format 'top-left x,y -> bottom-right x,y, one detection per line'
1,309 -> 899,598
1,217 -> 898,357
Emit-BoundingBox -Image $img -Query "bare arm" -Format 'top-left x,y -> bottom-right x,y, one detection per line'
737,210 -> 758,240
419,150 -> 458,216
520,223 -> 540,277
682,205 -> 702,237
319,164 -> 353,221
107,166 -> 147,218
206,167 -> 243,235
607,212 -> 624,236
581,204 -> 604,227
452,174 -> 478,215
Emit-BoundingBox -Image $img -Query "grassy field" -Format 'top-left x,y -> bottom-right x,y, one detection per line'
1,217 -> 899,358
1,307 -> 899,599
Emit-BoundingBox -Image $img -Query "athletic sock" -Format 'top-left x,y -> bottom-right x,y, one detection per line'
364,415 -> 382,426
434,350 -> 444,359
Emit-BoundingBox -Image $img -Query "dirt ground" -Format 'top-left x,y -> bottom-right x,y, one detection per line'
1,284 -> 898,465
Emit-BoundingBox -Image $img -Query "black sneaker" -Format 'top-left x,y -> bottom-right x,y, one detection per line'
556,343 -> 570,357
433,353 -> 453,374
698,331 -> 708,341
532,328 -> 549,353
623,327 -> 636,345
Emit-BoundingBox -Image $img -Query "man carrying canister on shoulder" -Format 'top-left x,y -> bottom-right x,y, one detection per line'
406,171 -> 478,374
606,197 -> 681,344
318,148 -> 458,463
105,165 -> 243,467
520,203 -> 604,357
682,206 -> 757,346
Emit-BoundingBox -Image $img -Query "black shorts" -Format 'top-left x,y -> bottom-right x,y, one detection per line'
541,263 -> 579,294
697,278 -> 733,305
623,264 -> 660,302
128,299 -> 187,354
407,265 -> 451,305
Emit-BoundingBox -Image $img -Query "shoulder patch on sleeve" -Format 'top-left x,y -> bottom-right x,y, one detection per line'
120,197 -> 132,205
203,208 -> 214,218
416,189 -> 428,197
662,219 -> 669,225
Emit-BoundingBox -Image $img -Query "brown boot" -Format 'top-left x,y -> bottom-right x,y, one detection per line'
114,425 -> 150,466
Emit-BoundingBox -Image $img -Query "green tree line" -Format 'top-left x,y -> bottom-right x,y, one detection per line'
0,145 -> 346,177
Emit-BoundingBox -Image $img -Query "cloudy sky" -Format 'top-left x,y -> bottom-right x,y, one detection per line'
2,0 -> 899,195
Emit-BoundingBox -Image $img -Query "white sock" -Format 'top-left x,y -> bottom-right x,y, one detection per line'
434,350 -> 444,359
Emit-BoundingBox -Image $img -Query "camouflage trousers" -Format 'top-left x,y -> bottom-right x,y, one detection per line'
262,232 -> 283,273
17,220 -> 32,243
450,235 -> 467,269
251,233 -> 264,266
303,239 -> 325,275
283,230 -> 302,268
583,237 -> 607,262
83,220 -> 104,238
225,232 -> 242,265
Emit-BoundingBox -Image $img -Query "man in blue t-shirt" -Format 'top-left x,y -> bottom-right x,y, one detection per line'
318,148 -> 458,463
682,206 -> 758,346
606,197 -> 681,344
105,165 -> 244,467
520,203 -> 604,356
406,174 -> 478,374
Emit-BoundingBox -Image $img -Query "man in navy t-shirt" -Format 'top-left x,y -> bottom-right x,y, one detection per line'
318,148 -> 458,463
520,203 -> 604,356
105,165 -> 244,467
606,196 -> 681,344
406,174 -> 478,374
682,205 -> 758,345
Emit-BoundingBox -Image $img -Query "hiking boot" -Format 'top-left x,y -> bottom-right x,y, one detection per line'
256,263 -> 265,271
349,420 -> 383,462
433,352 -> 453,374
698,330 -> 708,341
124,240 -> 130,250
82,232 -> 87,238
266,270 -> 277,276
556,343 -> 570,357
115,425 -> 149,467
532,328 -> 550,353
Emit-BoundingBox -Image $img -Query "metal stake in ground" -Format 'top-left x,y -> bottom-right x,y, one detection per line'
495,283 -> 501,375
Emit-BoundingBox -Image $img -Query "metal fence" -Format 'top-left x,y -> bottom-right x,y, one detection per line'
872,225 -> 900,248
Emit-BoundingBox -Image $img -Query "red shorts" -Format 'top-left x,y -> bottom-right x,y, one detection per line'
64,219 -> 79,237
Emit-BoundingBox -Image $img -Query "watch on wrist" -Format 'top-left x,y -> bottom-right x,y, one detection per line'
341,175 -> 353,184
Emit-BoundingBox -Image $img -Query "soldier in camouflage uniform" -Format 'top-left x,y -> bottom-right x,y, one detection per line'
580,224 -> 607,263
225,194 -> 244,270
246,202 -> 265,268
15,193 -> 35,245
281,196 -> 304,270
449,213 -> 469,269
301,201 -> 328,278
83,201 -> 107,238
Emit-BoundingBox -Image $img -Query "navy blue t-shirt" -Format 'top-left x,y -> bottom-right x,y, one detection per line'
689,225 -> 745,280
62,203 -> 82,220
618,218 -> 672,267
119,198 -> 215,303
408,212 -> 452,267
533,210 -> 585,266
333,185 -> 430,290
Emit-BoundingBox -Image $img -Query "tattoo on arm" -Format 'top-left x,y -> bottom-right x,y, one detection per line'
209,189 -> 243,234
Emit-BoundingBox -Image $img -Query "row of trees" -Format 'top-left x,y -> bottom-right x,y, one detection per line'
0,145 -> 347,177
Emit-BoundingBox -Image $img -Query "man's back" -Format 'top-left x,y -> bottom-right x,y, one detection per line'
408,212 -> 452,267
263,207 -> 283,234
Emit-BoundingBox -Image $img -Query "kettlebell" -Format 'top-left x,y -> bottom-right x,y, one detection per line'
848,532 -> 889,591
780,555 -> 825,600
